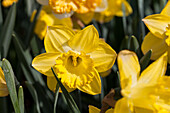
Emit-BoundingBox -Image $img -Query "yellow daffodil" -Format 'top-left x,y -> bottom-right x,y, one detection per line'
75,0 -> 133,24
33,6 -> 73,40
2,0 -> 18,7
114,50 -> 170,113
36,0 -> 101,18
0,67 -> 8,97
89,105 -> 114,113
141,0 -> 170,63
32,25 -> 117,95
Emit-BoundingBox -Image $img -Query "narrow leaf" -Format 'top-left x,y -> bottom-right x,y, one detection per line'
18,86 -> 24,113
0,3 -> 16,57
2,58 -> 20,113
54,84 -> 59,113
25,82 -> 41,113
51,67 -> 81,113
0,2 -> 3,31
140,50 -> 152,72
122,3 -> 127,35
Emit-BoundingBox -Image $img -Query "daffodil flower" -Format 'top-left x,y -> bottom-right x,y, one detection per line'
36,0 -> 102,19
2,0 -> 18,7
0,67 -> 8,97
89,105 -> 114,113
33,6 -> 73,40
32,25 -> 117,95
114,50 -> 170,113
141,0 -> 170,63
75,0 -> 133,24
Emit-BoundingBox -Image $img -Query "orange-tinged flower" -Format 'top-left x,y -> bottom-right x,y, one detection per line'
141,0 -> 170,63
114,50 -> 170,113
75,0 -> 133,24
0,67 -> 8,97
2,0 -> 18,7
36,0 -> 101,19
32,25 -> 117,94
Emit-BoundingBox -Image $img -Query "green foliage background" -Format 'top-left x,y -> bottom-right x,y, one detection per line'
0,0 -> 168,113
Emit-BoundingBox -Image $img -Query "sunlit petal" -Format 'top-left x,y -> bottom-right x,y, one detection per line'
138,52 -> 167,86
140,52 -> 167,82
141,32 -> 168,61
45,25 -> 75,53
161,0 -> 170,16
89,39 -> 117,72
77,69 -> 101,95
114,98 -> 131,113
142,14 -> 170,39
68,25 -> 99,53
117,50 -> 140,90
32,53 -> 61,77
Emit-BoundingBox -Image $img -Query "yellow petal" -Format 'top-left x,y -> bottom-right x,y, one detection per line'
34,7 -> 73,40
141,32 -> 168,61
89,39 -> 117,72
115,1 -> 133,17
138,52 -> 167,86
142,14 -> 170,39
68,25 -> 99,53
47,76 -> 75,92
77,69 -> 101,95
161,0 -> 170,16
114,98 -> 131,113
32,53 -> 61,77
106,108 -> 114,113
0,67 -> 8,97
117,50 -> 140,90
89,105 -> 100,113
74,12 -> 94,25
44,25 -> 75,53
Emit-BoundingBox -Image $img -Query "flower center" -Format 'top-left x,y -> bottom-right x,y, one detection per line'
54,50 -> 94,88
68,55 -> 82,67
165,24 -> 170,46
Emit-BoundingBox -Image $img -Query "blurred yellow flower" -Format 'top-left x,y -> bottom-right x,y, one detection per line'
75,0 -> 133,24
0,67 -> 8,97
32,25 -> 117,95
141,0 -> 170,63
89,105 -> 114,113
2,0 -> 18,7
115,50 -> 170,113
33,6 -> 73,40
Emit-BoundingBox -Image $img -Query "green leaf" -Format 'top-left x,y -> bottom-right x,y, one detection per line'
140,50 -> 152,72
53,84 -> 59,113
25,82 -> 41,113
130,35 -> 139,52
137,0 -> 145,39
51,67 -> 81,113
122,3 -> 127,35
18,86 -> 24,113
0,2 -> 3,31
0,3 -> 16,57
2,58 -> 20,113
